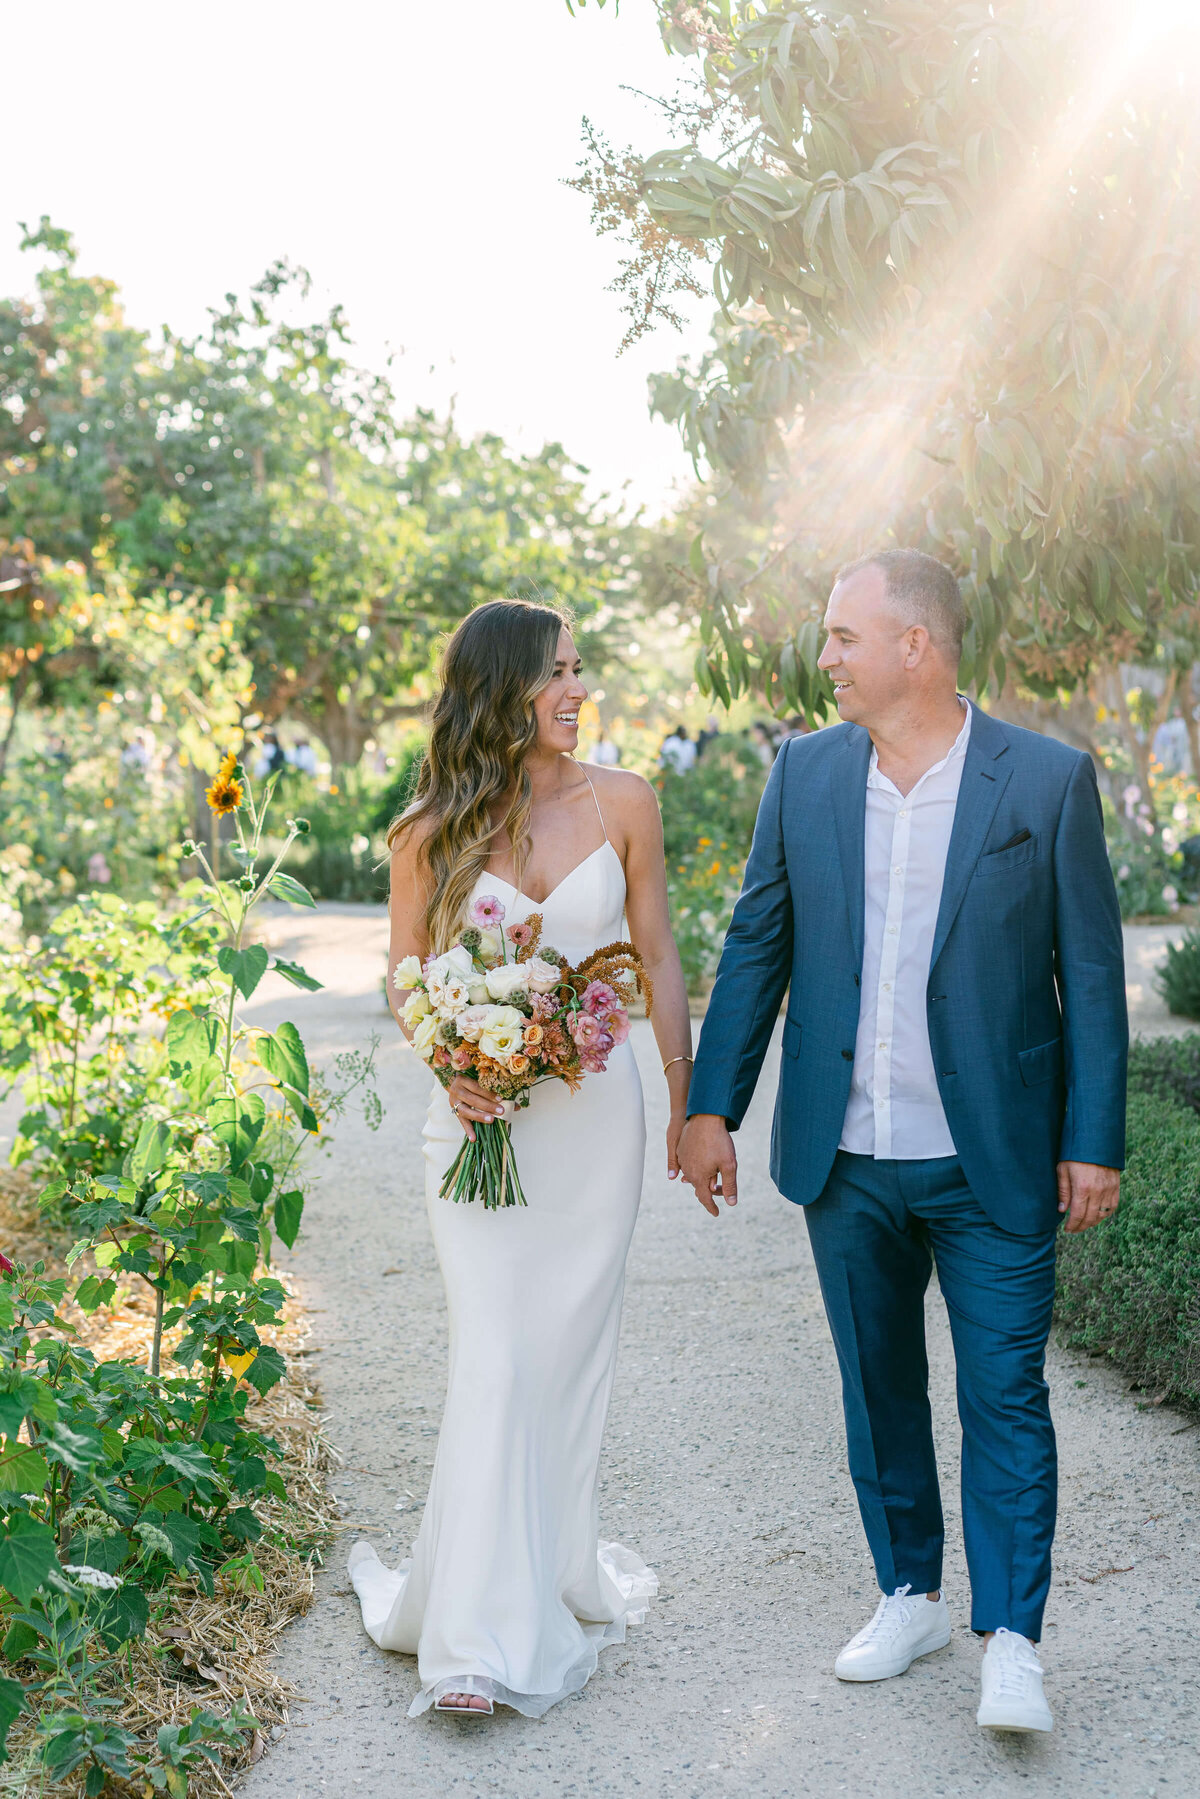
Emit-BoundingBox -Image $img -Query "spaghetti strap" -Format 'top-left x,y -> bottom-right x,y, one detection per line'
579,768 -> 609,845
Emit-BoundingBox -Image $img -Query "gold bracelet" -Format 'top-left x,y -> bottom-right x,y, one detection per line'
662,1055 -> 694,1075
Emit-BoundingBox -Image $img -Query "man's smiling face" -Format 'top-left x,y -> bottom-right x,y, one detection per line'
817,562 -> 912,727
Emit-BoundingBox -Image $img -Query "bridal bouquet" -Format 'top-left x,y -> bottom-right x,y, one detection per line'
395,894 -> 651,1210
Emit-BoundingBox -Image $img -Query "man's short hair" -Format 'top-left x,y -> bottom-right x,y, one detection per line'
835,549 -> 965,659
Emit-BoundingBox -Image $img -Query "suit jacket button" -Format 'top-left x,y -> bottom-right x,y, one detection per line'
842,1049 -> 854,1061
941,1069 -> 956,1077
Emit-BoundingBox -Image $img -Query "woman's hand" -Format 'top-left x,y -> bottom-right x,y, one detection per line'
666,1102 -> 689,1181
447,1074 -> 504,1143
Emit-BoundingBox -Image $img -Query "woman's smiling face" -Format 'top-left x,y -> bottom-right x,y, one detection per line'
532,629 -> 588,754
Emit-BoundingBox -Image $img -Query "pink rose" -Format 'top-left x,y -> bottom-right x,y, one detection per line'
602,1007 -> 630,1046
469,893 -> 507,927
450,1045 -> 473,1070
568,1011 -> 604,1050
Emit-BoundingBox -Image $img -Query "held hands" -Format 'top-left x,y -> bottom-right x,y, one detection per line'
1057,1160 -> 1121,1233
676,1113 -> 739,1217
446,1074 -> 503,1144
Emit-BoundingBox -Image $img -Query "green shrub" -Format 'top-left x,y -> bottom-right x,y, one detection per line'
1128,1031 -> 1200,1113
1056,1085 -> 1200,1409
1156,929 -> 1200,1019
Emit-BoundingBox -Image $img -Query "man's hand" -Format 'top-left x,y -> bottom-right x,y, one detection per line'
1057,1160 -> 1120,1233
677,1113 -> 739,1217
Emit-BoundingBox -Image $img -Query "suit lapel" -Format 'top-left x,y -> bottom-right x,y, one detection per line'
830,725 -> 872,971
929,704 -> 1013,971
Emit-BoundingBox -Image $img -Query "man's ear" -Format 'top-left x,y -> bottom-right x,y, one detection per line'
903,626 -> 928,668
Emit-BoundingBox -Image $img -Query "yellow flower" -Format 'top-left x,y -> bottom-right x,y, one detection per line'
205,751 -> 244,816
698,837 -> 713,848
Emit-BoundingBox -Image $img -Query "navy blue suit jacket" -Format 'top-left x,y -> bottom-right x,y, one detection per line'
687,705 -> 1129,1235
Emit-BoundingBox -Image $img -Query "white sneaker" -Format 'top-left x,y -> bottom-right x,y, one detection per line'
977,1628 -> 1053,1732
834,1585 -> 951,1681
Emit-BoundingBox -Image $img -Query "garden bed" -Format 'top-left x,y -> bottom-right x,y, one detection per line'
0,1172 -> 338,1798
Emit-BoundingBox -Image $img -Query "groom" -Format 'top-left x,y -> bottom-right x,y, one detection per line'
678,550 -> 1127,1733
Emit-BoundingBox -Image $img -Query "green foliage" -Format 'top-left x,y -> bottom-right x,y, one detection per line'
657,739 -> 766,990
1056,1072 -> 1200,1410
0,760 -> 379,1787
1157,931 -> 1200,1020
575,2 -> 1200,712
2,227 -> 642,771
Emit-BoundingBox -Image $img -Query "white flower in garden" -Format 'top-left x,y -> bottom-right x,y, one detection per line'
699,911 -> 716,933
1162,829 -> 1178,854
392,954 -> 423,992
1141,817 -> 1155,836
1174,803 -> 1190,823
1118,865 -> 1131,880
1163,885 -> 1179,907
64,1565 -> 121,1590
523,956 -> 563,994
402,990 -> 431,1029
134,1522 -> 174,1560
478,1006 -> 526,1062
412,1013 -> 441,1061
485,962 -> 531,1002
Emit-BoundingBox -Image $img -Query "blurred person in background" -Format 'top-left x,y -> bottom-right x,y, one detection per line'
589,725 -> 621,767
659,725 -> 697,775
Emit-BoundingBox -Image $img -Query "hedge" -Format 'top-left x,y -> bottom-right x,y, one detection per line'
1055,1036 -> 1200,1410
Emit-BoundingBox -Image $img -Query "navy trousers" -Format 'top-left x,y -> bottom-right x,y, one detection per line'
803,1151 -> 1058,1639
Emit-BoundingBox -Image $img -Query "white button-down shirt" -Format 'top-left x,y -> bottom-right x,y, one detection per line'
839,702 -> 971,1159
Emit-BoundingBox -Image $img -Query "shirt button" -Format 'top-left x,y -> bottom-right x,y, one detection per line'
898,809 -> 907,818
893,865 -> 902,874
882,982 -> 892,991
887,925 -> 898,935
878,1040 -> 887,1050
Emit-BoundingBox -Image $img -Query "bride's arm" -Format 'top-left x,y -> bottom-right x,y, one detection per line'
616,774 -> 694,1180
387,822 -> 431,1042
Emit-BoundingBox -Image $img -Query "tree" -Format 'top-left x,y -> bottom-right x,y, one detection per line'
573,2 -> 1200,731
2,225 -> 642,772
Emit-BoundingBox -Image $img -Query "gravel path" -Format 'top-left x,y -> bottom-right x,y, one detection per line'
237,907 -> 1198,1799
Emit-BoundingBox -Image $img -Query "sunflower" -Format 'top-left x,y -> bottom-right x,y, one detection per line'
205,751 -> 244,816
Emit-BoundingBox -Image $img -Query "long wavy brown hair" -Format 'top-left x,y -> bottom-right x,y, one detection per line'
389,598 -> 570,952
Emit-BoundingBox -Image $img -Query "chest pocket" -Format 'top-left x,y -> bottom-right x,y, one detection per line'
976,832 -> 1040,876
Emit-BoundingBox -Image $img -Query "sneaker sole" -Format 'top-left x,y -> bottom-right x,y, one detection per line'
834,1625 -> 952,1682
977,1708 -> 1052,1733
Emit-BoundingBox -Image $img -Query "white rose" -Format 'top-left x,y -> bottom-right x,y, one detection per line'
426,945 -> 476,1005
523,955 -> 562,994
402,990 -> 431,1029
468,982 -> 489,1005
455,1004 -> 492,1043
411,1013 -> 440,1060
476,928 -> 503,963
485,962 -> 531,1002
392,954 -> 423,992
478,1006 -> 526,1063
440,977 -> 473,1013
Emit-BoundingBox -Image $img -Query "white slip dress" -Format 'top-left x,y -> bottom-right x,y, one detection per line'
348,778 -> 656,1716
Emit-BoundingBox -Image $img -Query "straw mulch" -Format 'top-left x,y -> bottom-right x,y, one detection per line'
0,1170 -> 339,1797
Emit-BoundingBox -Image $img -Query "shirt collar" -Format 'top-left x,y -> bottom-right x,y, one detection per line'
867,697 -> 972,790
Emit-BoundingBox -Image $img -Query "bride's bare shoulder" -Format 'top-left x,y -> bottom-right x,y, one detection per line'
585,764 -> 661,834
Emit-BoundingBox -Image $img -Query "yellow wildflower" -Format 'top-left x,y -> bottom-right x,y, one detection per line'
205,751 -> 244,816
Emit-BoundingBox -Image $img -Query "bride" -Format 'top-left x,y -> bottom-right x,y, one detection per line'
348,597 -> 693,1717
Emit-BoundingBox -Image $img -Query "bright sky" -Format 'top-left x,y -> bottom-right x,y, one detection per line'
1,0 -> 714,518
